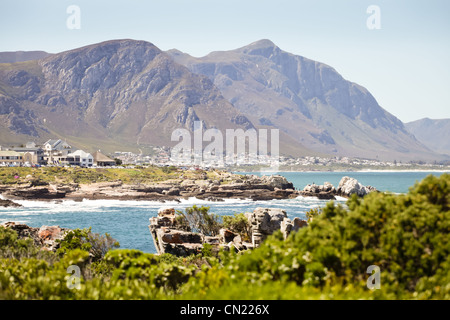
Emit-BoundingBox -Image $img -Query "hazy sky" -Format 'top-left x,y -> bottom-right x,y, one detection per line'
1,0 -> 449,123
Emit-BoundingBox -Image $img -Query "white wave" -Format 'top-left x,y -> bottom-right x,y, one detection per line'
179,197 -> 248,205
1,211 -> 39,216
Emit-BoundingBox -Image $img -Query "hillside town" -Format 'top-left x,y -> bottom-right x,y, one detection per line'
1,138 -> 449,171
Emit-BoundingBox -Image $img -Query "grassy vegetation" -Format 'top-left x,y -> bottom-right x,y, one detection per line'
0,173 -> 448,299
0,166 -> 226,185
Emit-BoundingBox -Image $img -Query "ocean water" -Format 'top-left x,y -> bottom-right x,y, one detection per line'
0,171 -> 446,253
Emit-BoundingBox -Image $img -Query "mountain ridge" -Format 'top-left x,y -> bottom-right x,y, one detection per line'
0,40 -> 259,153
0,51 -> 51,64
168,39 -> 441,161
0,39 -> 445,161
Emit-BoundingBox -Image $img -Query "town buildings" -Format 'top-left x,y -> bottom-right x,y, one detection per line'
66,150 -> 94,167
93,151 -> 116,167
0,139 -> 104,168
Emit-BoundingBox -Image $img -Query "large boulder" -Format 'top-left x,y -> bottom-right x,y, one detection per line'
249,207 -> 289,246
250,207 -> 287,234
301,182 -> 336,200
337,176 -> 377,197
303,182 -> 335,194
260,175 -> 294,190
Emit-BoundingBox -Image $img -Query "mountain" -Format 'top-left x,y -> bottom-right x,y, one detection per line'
168,39 -> 443,161
0,40 -> 276,154
0,51 -> 51,63
405,118 -> 450,156
0,39 -> 445,161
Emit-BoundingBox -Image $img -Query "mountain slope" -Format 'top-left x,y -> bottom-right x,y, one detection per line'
0,51 -> 51,63
168,39 -> 441,161
405,118 -> 450,156
0,40 -> 270,154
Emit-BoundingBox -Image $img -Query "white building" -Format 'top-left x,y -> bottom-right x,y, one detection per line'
66,150 -> 94,167
43,139 -> 73,164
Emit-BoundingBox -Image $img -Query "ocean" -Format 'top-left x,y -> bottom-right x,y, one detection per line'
0,171 -> 446,253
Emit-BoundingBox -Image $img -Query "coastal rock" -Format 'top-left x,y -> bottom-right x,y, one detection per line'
0,173 -> 298,202
204,236 -> 221,245
0,199 -> 22,208
161,243 -> 204,256
292,217 -> 308,231
260,175 -> 294,190
303,182 -> 335,194
300,177 -> 376,199
149,205 -> 310,255
337,176 -> 377,197
1,221 -> 42,246
38,225 -> 67,251
157,228 -> 203,244
1,221 -> 69,251
219,228 -> 238,243
3,186 -> 66,200
300,182 -> 337,200
249,207 -> 288,246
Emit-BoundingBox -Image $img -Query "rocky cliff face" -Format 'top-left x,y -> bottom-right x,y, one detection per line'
0,40 -> 252,151
169,39 -> 441,161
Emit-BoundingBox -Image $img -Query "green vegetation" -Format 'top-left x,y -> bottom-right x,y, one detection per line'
222,213 -> 252,242
175,205 -> 223,236
174,206 -> 251,242
0,174 -> 448,299
0,166 -> 222,185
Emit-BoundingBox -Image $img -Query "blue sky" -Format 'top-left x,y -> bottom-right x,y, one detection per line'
1,0 -> 449,122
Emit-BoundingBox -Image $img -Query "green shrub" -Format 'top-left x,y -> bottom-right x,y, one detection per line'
222,213 -> 251,242
56,228 -> 119,261
175,205 -> 222,236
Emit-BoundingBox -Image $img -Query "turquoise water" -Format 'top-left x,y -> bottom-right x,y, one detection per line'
0,171 -> 447,253
238,171 -> 447,194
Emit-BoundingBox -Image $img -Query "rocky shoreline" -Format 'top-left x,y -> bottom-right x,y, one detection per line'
0,175 -> 378,258
0,173 -> 376,204
0,174 -> 297,202
146,176 -> 377,257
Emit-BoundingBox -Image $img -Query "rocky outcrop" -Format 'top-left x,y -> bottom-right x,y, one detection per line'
249,208 -> 307,247
1,221 -> 69,251
149,207 -> 248,256
0,174 -> 376,203
0,174 -> 297,202
0,198 -> 22,208
299,177 -> 377,199
300,182 -> 336,200
149,206 -> 308,256
4,186 -> 67,200
336,176 -> 377,197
